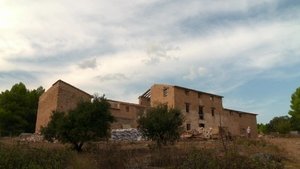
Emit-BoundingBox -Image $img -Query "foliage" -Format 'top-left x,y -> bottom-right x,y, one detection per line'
268,116 -> 292,134
137,104 -> 184,147
0,143 -> 71,169
41,96 -> 115,152
0,138 -> 286,169
0,83 -> 44,136
257,123 -> 270,134
288,87 -> 300,131
258,116 -> 292,134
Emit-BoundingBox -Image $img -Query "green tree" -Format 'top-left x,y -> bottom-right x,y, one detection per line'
41,96 -> 115,152
288,87 -> 300,131
137,104 -> 184,147
257,123 -> 270,134
268,116 -> 291,134
0,83 -> 44,136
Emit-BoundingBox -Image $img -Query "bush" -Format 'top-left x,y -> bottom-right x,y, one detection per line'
138,104 -> 184,147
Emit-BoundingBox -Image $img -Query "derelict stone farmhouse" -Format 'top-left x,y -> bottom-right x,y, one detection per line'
35,80 -> 257,137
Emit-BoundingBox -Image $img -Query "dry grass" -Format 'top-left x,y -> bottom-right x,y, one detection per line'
0,137 -> 292,169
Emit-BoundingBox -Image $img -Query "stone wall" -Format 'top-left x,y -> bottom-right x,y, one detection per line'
35,80 -> 92,133
109,100 -> 145,129
147,84 -> 258,137
35,80 -> 257,138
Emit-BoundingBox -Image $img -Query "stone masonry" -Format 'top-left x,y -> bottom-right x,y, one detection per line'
35,80 -> 257,137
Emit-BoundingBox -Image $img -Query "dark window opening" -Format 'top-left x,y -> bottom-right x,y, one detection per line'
126,106 -> 129,112
186,123 -> 191,130
185,103 -> 190,113
229,111 -> 233,116
199,123 -> 205,128
199,106 -> 204,120
163,87 -> 169,97
211,108 -> 215,116
239,113 -> 242,117
185,90 -> 190,95
198,93 -> 202,98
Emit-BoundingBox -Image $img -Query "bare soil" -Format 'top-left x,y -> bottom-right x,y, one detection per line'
266,137 -> 300,169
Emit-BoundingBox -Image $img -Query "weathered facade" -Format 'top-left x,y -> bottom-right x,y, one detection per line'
35,80 -> 144,133
35,80 -> 257,137
138,84 -> 257,137
35,80 -> 92,133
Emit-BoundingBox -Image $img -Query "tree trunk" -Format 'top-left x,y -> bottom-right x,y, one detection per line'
73,142 -> 84,152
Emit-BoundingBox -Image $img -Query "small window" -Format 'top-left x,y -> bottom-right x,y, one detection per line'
126,106 -> 129,112
199,123 -> 205,128
239,113 -> 242,118
199,106 -> 204,120
229,111 -> 233,116
185,103 -> 190,113
185,89 -> 190,95
186,123 -> 191,130
198,93 -> 202,98
211,108 -> 215,116
163,87 -> 169,97
210,96 -> 214,101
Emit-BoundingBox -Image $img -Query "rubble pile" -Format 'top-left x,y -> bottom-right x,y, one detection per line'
180,127 -> 219,139
111,128 -> 143,141
18,133 -> 44,142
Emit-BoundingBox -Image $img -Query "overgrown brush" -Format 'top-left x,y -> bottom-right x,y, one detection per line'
0,143 -> 72,169
0,139 -> 285,169
180,149 -> 284,169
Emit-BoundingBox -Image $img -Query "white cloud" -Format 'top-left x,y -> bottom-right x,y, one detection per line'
0,0 -> 299,122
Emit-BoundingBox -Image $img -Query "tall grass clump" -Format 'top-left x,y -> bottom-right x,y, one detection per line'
0,143 -> 72,169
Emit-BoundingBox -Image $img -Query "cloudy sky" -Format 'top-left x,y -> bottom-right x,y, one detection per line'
0,0 -> 299,123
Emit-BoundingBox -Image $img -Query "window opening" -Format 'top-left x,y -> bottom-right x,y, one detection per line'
186,123 -> 191,130
185,89 -> 190,95
185,103 -> 190,113
211,108 -> 215,116
199,106 -> 204,120
163,87 -> 169,97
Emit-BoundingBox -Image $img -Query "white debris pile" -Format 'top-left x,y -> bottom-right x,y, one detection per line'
18,133 -> 44,142
111,128 -> 143,141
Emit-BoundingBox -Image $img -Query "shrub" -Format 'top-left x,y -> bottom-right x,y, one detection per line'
138,104 -> 184,147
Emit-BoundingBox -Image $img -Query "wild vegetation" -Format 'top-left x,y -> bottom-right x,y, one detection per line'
0,138 -> 286,169
0,83 -> 44,136
137,104 -> 184,147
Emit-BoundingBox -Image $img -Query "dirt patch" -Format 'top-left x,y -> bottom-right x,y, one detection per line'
267,137 -> 300,169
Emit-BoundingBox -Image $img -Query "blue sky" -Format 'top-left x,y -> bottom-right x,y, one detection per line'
0,0 -> 299,123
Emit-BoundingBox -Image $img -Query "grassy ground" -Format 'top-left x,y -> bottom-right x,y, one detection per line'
0,137 -> 296,169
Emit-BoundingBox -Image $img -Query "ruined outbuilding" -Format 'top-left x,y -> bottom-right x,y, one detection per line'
35,80 -> 257,137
